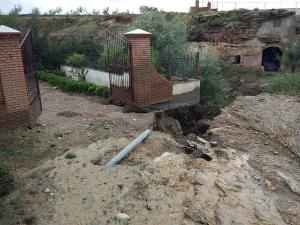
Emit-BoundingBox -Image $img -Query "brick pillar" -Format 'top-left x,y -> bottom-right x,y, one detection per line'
125,29 -> 153,106
0,26 -> 30,128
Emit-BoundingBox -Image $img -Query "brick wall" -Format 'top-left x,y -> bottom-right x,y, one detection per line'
0,76 -> 4,106
0,32 -> 30,128
125,31 -> 172,106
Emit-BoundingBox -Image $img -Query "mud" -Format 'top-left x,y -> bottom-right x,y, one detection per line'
19,88 -> 300,225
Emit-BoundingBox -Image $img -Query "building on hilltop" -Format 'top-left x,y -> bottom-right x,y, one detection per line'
190,0 -> 218,14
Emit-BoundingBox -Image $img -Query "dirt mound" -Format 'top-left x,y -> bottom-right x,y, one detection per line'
209,94 -> 300,224
35,132 -> 287,225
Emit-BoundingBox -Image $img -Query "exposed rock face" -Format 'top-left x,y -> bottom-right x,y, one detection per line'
189,9 -> 296,44
256,15 -> 297,44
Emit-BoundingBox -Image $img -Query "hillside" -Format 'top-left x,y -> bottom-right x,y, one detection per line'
19,14 -> 136,38
188,9 -> 296,43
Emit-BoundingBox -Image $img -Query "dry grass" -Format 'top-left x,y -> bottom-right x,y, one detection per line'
234,111 -> 296,150
56,111 -> 81,118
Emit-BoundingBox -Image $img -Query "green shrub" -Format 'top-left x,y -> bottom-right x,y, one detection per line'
38,71 -> 109,98
66,53 -> 89,81
188,25 -> 204,41
66,53 -> 87,68
208,16 -> 224,27
130,10 -> 188,57
263,74 -> 300,95
65,152 -> 77,159
282,41 -> 300,74
200,52 -> 228,116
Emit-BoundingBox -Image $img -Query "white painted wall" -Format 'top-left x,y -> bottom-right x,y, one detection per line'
61,65 -> 200,95
60,65 -> 110,87
173,80 -> 200,95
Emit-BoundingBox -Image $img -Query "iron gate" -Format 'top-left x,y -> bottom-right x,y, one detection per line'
106,30 -> 133,104
21,29 -> 42,128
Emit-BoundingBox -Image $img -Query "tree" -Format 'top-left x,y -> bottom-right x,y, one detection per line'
139,6 -> 158,13
200,51 -> 227,116
0,5 -> 23,29
103,7 -> 110,16
66,54 -> 89,81
130,11 -> 187,57
31,7 -> 40,15
47,7 -> 63,15
9,4 -> 23,15
282,41 -> 300,75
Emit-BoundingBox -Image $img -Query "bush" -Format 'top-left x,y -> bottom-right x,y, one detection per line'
66,53 -> 89,81
66,53 -> 87,68
263,74 -> 300,95
130,10 -> 188,56
200,52 -> 228,116
188,25 -> 204,41
282,41 -> 300,74
208,16 -> 224,27
38,70 -> 109,98
65,152 -> 77,159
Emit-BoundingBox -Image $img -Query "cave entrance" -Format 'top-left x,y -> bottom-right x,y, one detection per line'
261,47 -> 283,72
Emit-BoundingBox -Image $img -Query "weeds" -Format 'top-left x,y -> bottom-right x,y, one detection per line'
65,152 -> 77,159
9,197 -> 24,210
262,74 -> 300,95
56,111 -> 81,118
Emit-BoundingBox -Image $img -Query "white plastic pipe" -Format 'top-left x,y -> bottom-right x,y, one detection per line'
106,129 -> 151,166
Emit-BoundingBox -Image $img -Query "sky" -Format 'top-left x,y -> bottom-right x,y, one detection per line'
0,0 -> 299,14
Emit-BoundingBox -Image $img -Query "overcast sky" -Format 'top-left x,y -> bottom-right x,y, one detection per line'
0,0 -> 299,14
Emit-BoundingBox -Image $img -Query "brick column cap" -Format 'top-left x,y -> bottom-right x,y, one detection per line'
124,29 -> 152,37
0,25 -> 21,37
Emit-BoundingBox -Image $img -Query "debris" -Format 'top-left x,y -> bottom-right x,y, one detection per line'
277,172 -> 300,196
265,180 -> 276,192
254,175 -> 261,181
106,129 -> 151,166
210,141 -> 218,147
183,206 -> 208,224
43,188 -> 50,193
116,213 -> 130,221
184,140 -> 213,161
194,144 -> 213,161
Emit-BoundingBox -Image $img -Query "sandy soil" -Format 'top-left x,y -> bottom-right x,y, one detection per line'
19,84 -> 300,225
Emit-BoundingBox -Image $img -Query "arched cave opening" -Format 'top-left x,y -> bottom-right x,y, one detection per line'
261,47 -> 283,72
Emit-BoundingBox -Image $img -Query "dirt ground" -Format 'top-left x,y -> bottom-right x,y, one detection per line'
3,83 -> 300,225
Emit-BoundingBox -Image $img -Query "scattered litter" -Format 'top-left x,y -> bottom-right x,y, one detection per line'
254,175 -> 261,181
43,188 -> 50,193
210,141 -> 218,147
116,213 -> 130,221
